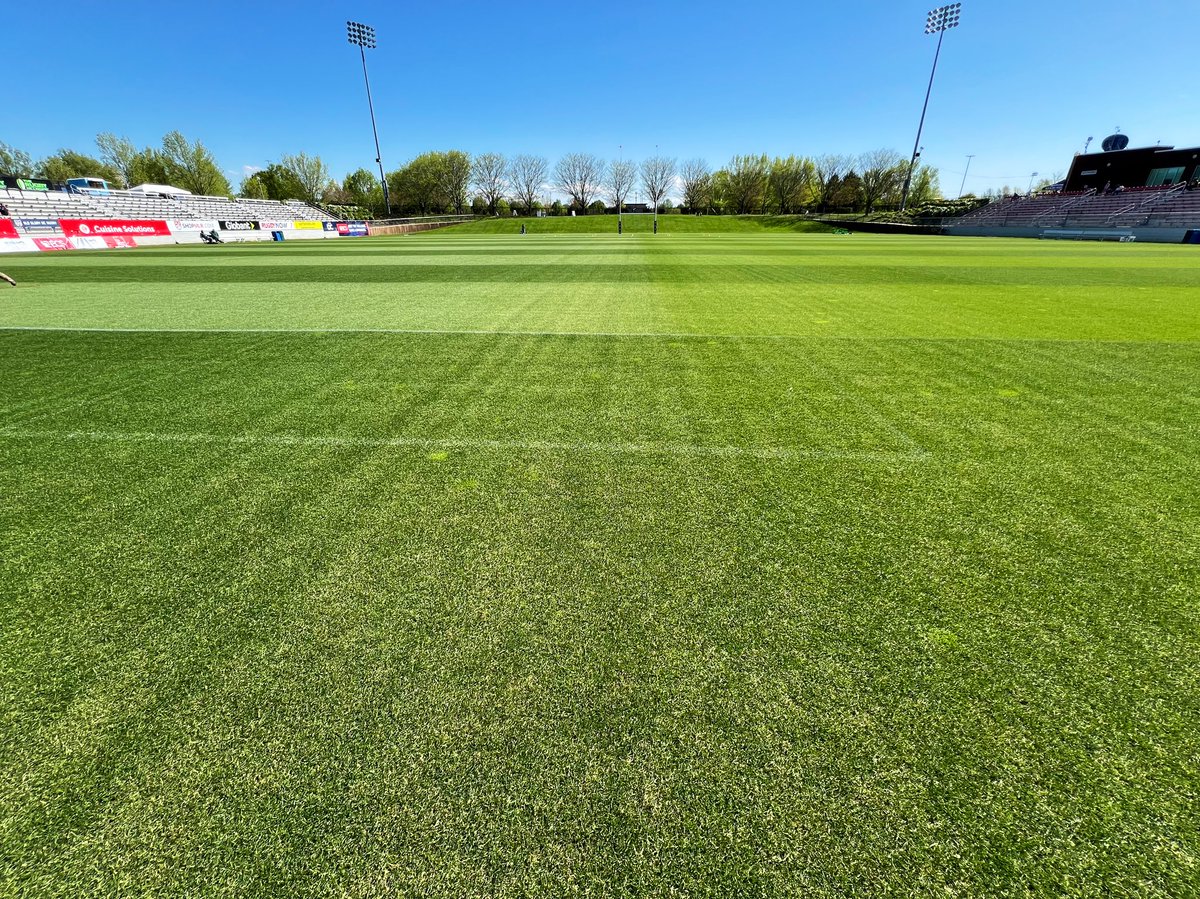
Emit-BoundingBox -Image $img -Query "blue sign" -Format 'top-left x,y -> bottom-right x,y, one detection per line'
321,221 -> 338,232
18,218 -> 60,233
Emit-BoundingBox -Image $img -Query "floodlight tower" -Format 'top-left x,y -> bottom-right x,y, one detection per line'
618,144 -> 624,235
899,3 -> 962,212
957,154 -> 975,198
347,20 -> 391,216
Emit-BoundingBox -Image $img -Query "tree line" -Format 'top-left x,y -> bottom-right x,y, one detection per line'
1,136 -> 943,217
2,133 -> 232,197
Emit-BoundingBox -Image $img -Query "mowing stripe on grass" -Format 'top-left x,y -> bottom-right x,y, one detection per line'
4,326 -> 1196,345
0,427 -> 931,462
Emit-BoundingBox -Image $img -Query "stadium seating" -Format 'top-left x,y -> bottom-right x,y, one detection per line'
0,186 -> 338,227
949,184 -> 1198,230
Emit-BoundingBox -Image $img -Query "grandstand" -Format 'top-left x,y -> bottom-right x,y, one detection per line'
946,138 -> 1200,241
0,183 -> 337,226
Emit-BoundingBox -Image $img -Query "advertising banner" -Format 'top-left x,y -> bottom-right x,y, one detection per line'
321,221 -> 339,232
59,219 -> 171,237
293,220 -> 323,230
34,236 -> 72,251
69,236 -> 109,250
17,218 -> 60,233
169,219 -> 219,232
218,220 -> 259,231
257,220 -> 295,231
336,221 -> 369,237
0,219 -> 18,239
1,176 -> 58,192
0,237 -> 38,254
103,235 -> 138,249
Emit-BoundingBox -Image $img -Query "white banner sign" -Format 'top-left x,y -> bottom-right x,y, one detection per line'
170,219 -> 220,232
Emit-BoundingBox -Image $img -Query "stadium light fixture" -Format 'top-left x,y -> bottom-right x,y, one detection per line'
899,3 -> 962,212
1027,171 -> 1039,195
618,145 -> 624,235
957,154 -> 975,199
347,21 -> 391,216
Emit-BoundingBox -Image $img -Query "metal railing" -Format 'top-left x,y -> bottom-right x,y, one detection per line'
368,214 -> 478,227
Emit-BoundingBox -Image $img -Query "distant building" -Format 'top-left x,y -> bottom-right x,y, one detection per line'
1065,144 -> 1200,192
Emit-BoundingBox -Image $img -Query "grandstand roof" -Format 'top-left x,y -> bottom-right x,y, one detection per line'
128,184 -> 192,196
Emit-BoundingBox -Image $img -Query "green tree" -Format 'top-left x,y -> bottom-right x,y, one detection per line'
813,154 -> 851,212
831,171 -> 864,210
37,149 -> 123,186
0,141 -> 35,177
343,168 -> 379,207
160,131 -> 230,196
725,154 -> 769,214
768,156 -> 812,214
279,152 -> 329,203
708,168 -> 731,214
238,173 -> 269,199
389,152 -> 457,215
908,165 -> 941,207
240,164 -> 305,201
96,133 -> 179,188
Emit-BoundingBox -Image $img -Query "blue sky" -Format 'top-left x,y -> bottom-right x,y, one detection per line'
4,0 -> 1195,197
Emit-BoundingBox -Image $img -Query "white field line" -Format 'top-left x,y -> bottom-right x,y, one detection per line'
0,428 -> 929,463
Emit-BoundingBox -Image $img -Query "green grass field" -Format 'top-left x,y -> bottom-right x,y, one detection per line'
1,229 -> 1197,897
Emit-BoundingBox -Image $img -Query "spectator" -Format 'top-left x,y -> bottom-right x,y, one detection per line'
0,202 -> 9,217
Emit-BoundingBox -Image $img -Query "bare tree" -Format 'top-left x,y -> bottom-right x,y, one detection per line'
679,158 -> 712,212
508,154 -> 548,215
554,153 -> 605,212
858,149 -> 906,214
95,133 -> 138,188
640,155 -> 676,212
0,141 -> 35,178
812,154 -> 852,211
437,150 -> 472,215
471,152 -> 508,215
604,158 -> 637,212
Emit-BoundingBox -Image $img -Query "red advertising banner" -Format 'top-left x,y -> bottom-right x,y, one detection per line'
34,237 -> 72,251
59,219 -> 170,237
0,219 -> 18,239
103,235 -> 138,249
